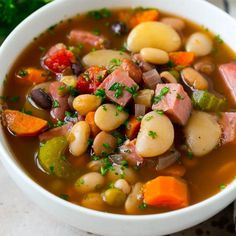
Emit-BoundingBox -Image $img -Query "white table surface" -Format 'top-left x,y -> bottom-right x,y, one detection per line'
1,1 -> 236,236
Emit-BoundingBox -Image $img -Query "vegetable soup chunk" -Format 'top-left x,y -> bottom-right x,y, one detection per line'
1,6 -> 236,215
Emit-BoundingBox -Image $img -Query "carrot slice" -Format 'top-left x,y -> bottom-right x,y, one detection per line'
157,163 -> 186,177
169,52 -> 195,67
85,112 -> 100,137
3,109 -> 48,136
143,176 -> 189,210
17,67 -> 47,84
129,10 -> 159,28
125,116 -> 141,139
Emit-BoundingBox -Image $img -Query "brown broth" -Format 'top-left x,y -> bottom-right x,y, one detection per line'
2,8 -> 236,215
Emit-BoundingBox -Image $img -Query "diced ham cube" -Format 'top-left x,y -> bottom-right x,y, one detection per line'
218,112 -> 236,145
39,122 -> 73,142
98,69 -> 138,106
119,140 -> 143,167
152,84 -> 192,125
68,30 -> 108,49
219,62 -> 236,105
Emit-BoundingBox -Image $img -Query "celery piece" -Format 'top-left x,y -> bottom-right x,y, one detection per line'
192,90 -> 226,112
38,136 -> 71,178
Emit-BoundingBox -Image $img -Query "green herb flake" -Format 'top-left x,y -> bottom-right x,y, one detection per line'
91,155 -> 100,161
52,100 -> 60,108
100,157 -> 113,176
68,86 -> 79,97
59,194 -> 69,201
121,160 -> 128,167
187,151 -> 193,160
215,34 -> 224,44
20,108 -> 32,115
92,28 -> 101,36
18,69 -> 28,77
9,96 -> 20,102
145,116 -> 153,121
138,202 -> 148,210
155,110 -> 164,115
153,87 -> 170,104
102,143 -> 110,149
102,105 -> 107,111
176,93 -> 184,100
108,58 -> 122,72
39,46 -> 46,53
136,116 -> 143,122
88,138 -> 93,146
219,183 -> 226,190
88,8 -> 111,20
148,130 -> 158,139
109,82 -> 124,98
126,85 -> 139,97
95,89 -> 106,100
49,165 -> 54,173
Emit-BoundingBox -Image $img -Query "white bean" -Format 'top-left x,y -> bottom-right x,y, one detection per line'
94,104 -> 129,131
114,179 -> 131,195
127,22 -> 181,53
134,89 -> 154,108
160,71 -> 178,83
68,121 -> 90,156
125,183 -> 143,214
136,111 -> 174,157
82,49 -> 130,68
140,48 -> 169,65
75,172 -> 105,193
73,94 -> 102,116
87,160 -> 103,172
184,111 -> 221,156
81,193 -> 105,211
107,165 -> 138,184
160,17 -> 186,32
181,67 -> 208,90
186,32 -> 213,57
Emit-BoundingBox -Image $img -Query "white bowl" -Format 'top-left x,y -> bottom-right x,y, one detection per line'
0,0 -> 236,235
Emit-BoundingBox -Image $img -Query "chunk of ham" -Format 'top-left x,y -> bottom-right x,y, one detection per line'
219,62 -> 236,105
49,81 -> 70,121
218,112 -> 236,145
121,59 -> 142,83
98,68 -> 138,106
39,122 -> 73,141
68,30 -> 108,49
119,140 -> 143,167
152,84 -> 192,125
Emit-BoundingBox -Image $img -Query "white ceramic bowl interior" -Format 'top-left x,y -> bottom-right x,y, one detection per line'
0,0 -> 236,235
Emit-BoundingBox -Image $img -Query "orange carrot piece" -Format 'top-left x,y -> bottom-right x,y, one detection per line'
169,52 -> 195,67
143,176 -> 189,210
129,10 -> 159,28
3,109 -> 48,136
125,116 -> 141,139
85,112 -> 100,137
17,67 -> 47,84
157,164 -> 186,177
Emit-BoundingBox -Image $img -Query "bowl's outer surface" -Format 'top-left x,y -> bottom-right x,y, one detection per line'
0,0 -> 236,235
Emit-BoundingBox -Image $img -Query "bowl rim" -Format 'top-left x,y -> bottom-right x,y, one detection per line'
0,0 -> 236,222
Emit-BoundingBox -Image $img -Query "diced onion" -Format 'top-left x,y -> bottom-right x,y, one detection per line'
135,104 -> 146,117
109,154 -> 124,165
156,150 -> 180,171
142,69 -> 162,89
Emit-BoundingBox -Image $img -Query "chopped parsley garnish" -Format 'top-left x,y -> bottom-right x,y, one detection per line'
18,69 -> 28,77
52,100 -> 60,108
59,194 -> 69,201
92,28 -> 101,36
145,116 -> 153,121
68,86 -> 79,97
78,178 -> 85,186
9,96 -> 20,102
108,58 -> 122,72
148,130 -> 157,139
58,85 -> 66,91
100,158 -> 113,176
88,138 -> 94,146
49,165 -> 54,173
126,85 -> 139,97
91,155 -> 100,161
54,120 -> 65,127
102,143 -> 110,149
219,184 -> 226,190
167,60 -> 175,68
116,105 -> 124,112
136,116 -> 143,122
95,89 -> 106,100
39,46 -> 46,53
20,108 -> 32,115
215,34 -> 224,44
176,93 -> 184,100
65,111 -> 77,118
155,110 -> 164,115
121,160 -> 128,167
153,87 -> 170,104
88,8 -> 111,20
102,105 -> 107,111
109,82 -> 124,98
187,151 -> 193,160
138,202 -> 148,210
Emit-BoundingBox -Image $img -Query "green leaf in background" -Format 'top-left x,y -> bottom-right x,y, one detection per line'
0,0 -> 53,43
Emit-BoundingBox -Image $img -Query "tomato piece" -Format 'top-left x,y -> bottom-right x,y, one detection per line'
76,66 -> 107,94
43,43 -> 75,73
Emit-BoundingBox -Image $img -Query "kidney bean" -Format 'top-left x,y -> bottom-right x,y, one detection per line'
30,88 -> 52,110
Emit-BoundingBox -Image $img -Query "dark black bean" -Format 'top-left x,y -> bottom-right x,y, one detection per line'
31,88 -> 52,110
111,21 -> 128,36
71,58 -> 84,76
